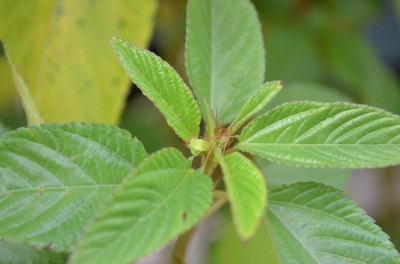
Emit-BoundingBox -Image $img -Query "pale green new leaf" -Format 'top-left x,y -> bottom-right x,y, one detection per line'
186,0 -> 265,123
0,124 -> 147,252
237,102 -> 400,168
231,81 -> 283,133
111,37 -> 201,142
268,182 -> 400,263
219,152 -> 267,240
72,148 -> 213,264
0,240 -> 68,264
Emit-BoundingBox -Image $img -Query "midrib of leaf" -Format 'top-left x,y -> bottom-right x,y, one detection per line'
268,208 -> 320,263
99,169 -> 191,252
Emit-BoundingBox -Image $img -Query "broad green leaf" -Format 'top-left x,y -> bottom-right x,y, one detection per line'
268,182 -> 400,263
186,0 -> 265,123
231,81 -> 283,133
237,102 -> 400,168
210,210 -> 281,264
0,123 -> 147,252
0,240 -> 68,264
0,0 -> 157,123
111,37 -> 201,142
219,152 -> 267,240
71,148 -> 213,264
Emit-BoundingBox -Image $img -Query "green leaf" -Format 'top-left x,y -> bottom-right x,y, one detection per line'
268,182 -> 400,263
186,0 -> 265,123
0,123 -> 147,252
71,148 -> 213,264
231,81 -> 283,133
111,37 -> 201,142
0,240 -> 68,264
0,0 -> 157,123
237,102 -> 400,168
219,152 -> 267,240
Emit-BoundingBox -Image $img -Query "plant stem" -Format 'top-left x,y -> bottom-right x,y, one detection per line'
171,228 -> 194,264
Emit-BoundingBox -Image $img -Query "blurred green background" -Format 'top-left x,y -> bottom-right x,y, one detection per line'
1,0 -> 399,263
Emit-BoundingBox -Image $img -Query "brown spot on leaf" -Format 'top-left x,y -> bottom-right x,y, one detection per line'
181,212 -> 187,222
42,242 -> 53,251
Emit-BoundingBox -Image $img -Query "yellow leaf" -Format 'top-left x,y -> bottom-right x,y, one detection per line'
0,0 -> 157,124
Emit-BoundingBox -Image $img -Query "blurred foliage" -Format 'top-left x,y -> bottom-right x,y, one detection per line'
0,0 -> 157,124
210,209 -> 281,264
119,96 -> 182,153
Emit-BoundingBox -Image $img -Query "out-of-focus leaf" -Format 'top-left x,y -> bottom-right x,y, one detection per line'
268,182 -> 400,263
0,240 -> 68,264
0,124 -> 147,252
0,56 -> 17,111
0,0 -> 157,123
265,82 -> 352,110
237,102 -> 400,168
186,0 -> 265,123
210,211 -> 281,264
111,37 -> 201,142
71,148 -> 213,264
259,158 -> 351,190
264,26 -> 321,82
6,54 -> 43,125
0,121 -> 8,137
120,96 -> 181,153
324,33 -> 400,114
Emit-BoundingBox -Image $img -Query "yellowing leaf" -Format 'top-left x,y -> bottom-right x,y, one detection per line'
0,0 -> 157,123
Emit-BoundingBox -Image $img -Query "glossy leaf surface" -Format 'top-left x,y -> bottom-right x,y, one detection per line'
268,182 -> 400,263
112,37 -> 201,142
0,124 -> 147,252
72,148 -> 213,264
186,0 -> 265,123
219,152 -> 267,240
237,102 -> 400,168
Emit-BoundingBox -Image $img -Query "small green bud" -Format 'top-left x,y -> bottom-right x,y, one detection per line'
188,138 -> 209,156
